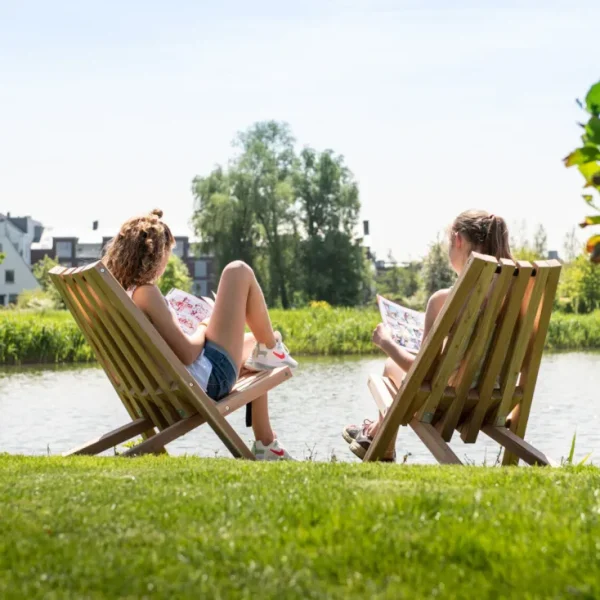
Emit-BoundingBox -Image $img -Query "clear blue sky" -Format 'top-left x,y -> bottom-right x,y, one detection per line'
1,0 -> 598,260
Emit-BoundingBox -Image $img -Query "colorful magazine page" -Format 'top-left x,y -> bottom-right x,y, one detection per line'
376,294 -> 425,354
165,288 -> 214,335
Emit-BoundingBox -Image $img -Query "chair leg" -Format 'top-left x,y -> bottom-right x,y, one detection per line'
121,412 -> 256,459
481,425 -> 557,467
63,418 -> 155,456
409,419 -> 463,465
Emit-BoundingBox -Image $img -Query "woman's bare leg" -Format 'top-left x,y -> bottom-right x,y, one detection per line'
206,261 -> 276,370
367,358 -> 406,456
251,394 -> 275,445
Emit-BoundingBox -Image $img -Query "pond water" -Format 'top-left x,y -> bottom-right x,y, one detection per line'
1,353 -> 599,464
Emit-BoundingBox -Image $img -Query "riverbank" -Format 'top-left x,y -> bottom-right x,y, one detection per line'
0,456 -> 598,599
0,308 -> 599,365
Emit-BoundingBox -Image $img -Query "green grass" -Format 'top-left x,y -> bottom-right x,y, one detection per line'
0,456 -> 598,599
1,308 -> 599,365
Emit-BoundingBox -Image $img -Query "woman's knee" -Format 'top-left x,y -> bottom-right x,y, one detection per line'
222,260 -> 254,281
383,357 -> 405,387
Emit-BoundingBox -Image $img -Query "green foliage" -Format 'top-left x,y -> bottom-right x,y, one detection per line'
374,262 -> 422,307
0,252 -> 5,265
1,456 -> 599,599
0,311 -> 94,364
31,256 -> 65,308
421,239 -> 456,297
16,289 -> 62,311
558,255 -> 600,313
192,121 -> 369,308
157,255 -> 192,296
3,308 -> 599,364
564,80 -> 600,262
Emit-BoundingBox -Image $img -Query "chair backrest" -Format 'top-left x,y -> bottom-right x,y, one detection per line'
393,253 -> 561,440
50,261 -> 210,431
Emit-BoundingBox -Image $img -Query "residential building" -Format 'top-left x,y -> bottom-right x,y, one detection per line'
0,213 -> 43,306
31,221 -> 215,296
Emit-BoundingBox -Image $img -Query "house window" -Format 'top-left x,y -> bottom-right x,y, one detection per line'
0,242 -> 3,252
8,294 -> 18,305
5,270 -> 15,284
193,280 -> 208,297
56,241 -> 73,258
0,294 -> 5,306
172,244 -> 184,258
195,260 -> 207,278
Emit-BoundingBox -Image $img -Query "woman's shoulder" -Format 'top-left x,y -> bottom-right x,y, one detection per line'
129,284 -> 162,306
427,288 -> 452,310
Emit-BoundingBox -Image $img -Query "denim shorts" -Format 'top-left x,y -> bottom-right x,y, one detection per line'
204,340 -> 238,401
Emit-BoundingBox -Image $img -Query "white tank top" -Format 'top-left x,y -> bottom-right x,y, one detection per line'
127,287 -> 212,392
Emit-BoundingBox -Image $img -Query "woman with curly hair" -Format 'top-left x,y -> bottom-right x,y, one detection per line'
104,209 -> 297,460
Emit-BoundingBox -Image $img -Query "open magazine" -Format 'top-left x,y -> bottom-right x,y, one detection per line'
165,288 -> 216,335
377,294 -> 425,354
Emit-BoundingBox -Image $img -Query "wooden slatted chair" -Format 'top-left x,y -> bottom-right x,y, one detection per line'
365,253 -> 561,466
50,262 -> 292,459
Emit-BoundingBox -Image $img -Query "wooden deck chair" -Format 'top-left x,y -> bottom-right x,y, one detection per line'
49,261 -> 292,459
365,253 -> 561,466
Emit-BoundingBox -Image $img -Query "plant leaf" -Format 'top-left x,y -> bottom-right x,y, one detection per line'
585,81 -> 600,116
583,194 -> 600,211
578,162 -> 600,186
564,146 -> 600,166
579,215 -> 600,228
589,237 -> 600,263
578,452 -> 593,466
585,117 -> 600,145
568,432 -> 576,465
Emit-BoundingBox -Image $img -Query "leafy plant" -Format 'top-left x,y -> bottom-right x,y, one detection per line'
157,255 -> 192,295
564,81 -> 600,263
564,431 -> 593,466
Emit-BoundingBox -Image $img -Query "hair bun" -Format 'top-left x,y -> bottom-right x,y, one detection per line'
150,209 -> 163,219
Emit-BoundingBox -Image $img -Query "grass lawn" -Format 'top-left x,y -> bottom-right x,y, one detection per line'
1,456 -> 599,599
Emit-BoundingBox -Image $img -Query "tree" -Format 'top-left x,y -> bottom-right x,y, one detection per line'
533,224 -> 548,258
32,255 -> 64,308
564,80 -> 600,262
563,228 -> 581,263
558,254 -> 600,313
421,239 -> 456,297
192,166 -> 260,274
157,255 -> 192,296
235,121 -> 298,308
294,147 -> 367,305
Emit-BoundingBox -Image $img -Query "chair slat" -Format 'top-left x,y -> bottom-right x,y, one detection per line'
417,258 -> 498,424
502,260 -> 561,465
435,259 -> 515,441
459,261 -> 534,443
51,269 -> 153,426
491,263 -> 550,427
74,271 -> 179,426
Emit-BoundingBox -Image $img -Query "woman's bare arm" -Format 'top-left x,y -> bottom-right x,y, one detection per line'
131,285 -> 207,365
373,289 -> 450,372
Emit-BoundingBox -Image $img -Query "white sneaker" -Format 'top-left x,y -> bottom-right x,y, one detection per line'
252,439 -> 294,461
244,340 -> 298,371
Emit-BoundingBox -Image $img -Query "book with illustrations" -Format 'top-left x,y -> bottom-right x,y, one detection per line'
165,288 -> 215,335
376,294 -> 425,354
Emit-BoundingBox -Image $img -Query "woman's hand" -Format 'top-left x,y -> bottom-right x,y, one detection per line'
372,323 -> 394,352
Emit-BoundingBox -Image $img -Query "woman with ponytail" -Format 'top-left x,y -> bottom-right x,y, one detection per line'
343,210 -> 513,461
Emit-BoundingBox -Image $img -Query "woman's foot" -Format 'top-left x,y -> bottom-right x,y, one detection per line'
342,419 -> 373,445
348,426 -> 396,462
244,339 -> 298,371
252,438 -> 294,461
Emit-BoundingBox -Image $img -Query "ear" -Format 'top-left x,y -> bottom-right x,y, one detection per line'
453,231 -> 464,249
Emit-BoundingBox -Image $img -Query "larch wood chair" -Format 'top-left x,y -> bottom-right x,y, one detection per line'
50,262 -> 292,459
365,253 -> 561,466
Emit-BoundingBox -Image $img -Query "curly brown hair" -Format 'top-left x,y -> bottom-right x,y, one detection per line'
104,209 -> 175,291
451,210 -> 514,261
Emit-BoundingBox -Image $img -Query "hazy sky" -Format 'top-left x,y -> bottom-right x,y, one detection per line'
1,0 -> 598,261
